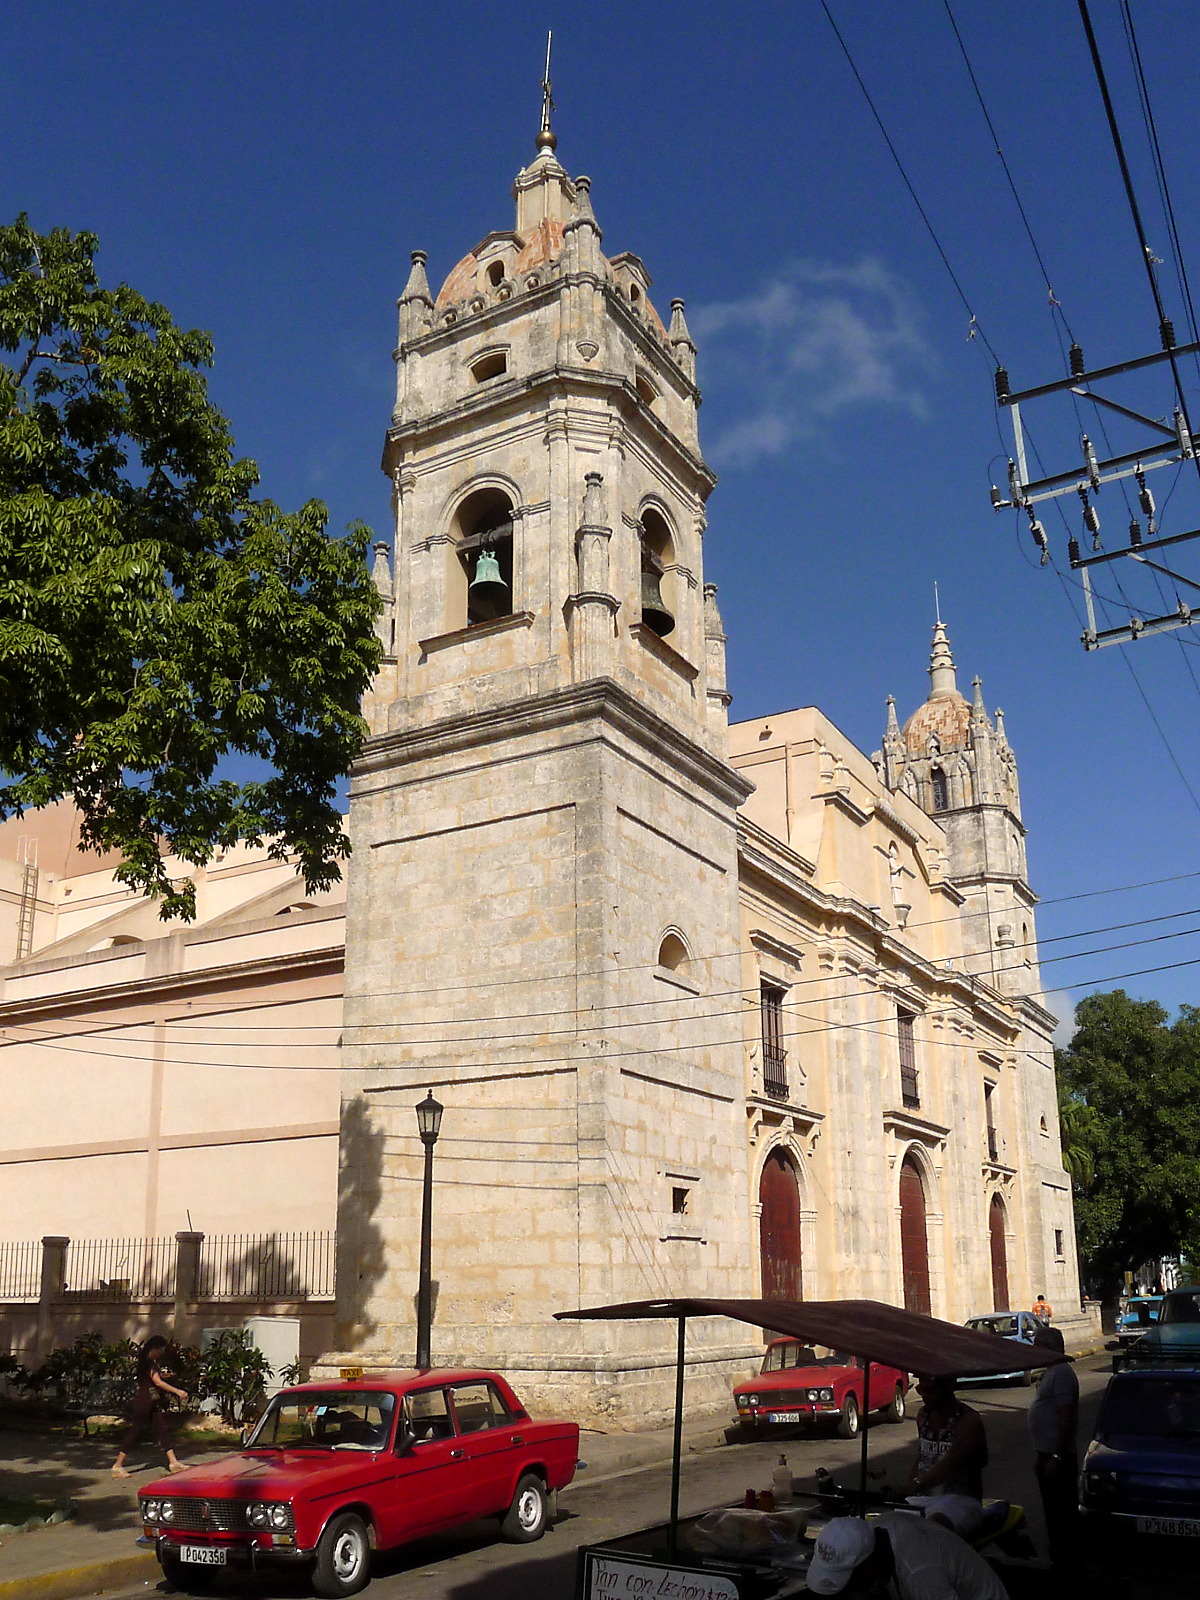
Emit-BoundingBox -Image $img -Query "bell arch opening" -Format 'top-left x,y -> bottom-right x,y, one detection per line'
656,931 -> 690,976
638,506 -> 676,639
448,486 -> 516,628
759,1145 -> 803,1306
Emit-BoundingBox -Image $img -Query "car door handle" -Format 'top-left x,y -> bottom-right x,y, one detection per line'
450,1448 -> 465,1459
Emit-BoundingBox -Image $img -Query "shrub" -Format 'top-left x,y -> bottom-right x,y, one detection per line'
199,1330 -> 273,1425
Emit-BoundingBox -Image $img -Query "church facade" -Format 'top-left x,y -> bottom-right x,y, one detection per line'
324,122 -> 1079,1421
0,119 -> 1079,1424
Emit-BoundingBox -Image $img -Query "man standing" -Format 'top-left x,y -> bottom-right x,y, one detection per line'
906,1374 -> 989,1539
1027,1324 -> 1079,1564
1031,1292 -> 1053,1321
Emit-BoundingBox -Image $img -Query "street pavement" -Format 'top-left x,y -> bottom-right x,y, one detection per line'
85,1354 -> 1192,1600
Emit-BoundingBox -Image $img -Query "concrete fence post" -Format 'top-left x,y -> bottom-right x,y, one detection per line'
173,1231 -> 204,1342
37,1235 -> 68,1358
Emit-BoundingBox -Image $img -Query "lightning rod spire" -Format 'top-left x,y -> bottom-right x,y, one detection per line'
537,30 -> 557,154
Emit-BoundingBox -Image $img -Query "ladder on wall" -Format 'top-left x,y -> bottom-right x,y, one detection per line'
15,842 -> 37,961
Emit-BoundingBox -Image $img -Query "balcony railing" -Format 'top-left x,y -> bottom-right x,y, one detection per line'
900,1066 -> 921,1110
763,1045 -> 790,1101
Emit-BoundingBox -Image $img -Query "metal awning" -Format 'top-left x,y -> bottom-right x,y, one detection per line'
555,1296 -> 1067,1378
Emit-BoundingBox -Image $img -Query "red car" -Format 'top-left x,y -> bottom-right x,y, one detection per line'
137,1369 -> 579,1597
733,1340 -> 909,1439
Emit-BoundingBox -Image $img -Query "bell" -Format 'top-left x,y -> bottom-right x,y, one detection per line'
468,547 -> 509,621
640,564 -> 675,638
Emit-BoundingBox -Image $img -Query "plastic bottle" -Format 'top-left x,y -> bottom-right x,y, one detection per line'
773,1454 -> 793,1505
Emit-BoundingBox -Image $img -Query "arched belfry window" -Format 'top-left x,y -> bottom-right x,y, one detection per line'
931,766 -> 949,811
639,507 -> 675,639
453,488 -> 515,626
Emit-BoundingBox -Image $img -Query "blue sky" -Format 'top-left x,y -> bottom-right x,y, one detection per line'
6,0 -> 1200,1030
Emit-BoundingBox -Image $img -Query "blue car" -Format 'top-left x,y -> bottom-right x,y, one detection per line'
1117,1295 -> 1164,1347
957,1311 -> 1046,1386
1082,1368 -> 1200,1538
1118,1288 -> 1200,1368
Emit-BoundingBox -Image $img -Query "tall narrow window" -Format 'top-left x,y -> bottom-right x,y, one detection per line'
984,1081 -> 998,1162
898,1009 -> 919,1109
453,488 -> 515,627
761,983 -> 788,1100
638,508 -> 676,639
931,767 -> 949,810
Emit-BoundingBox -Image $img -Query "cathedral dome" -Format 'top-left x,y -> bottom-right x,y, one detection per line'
901,691 -> 971,754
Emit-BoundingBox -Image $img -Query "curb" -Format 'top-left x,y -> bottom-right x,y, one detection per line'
0,1550 -> 158,1600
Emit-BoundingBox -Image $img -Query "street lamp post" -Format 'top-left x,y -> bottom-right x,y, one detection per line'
414,1090 -> 443,1370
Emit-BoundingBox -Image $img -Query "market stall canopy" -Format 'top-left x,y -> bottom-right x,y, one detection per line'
555,1297 -> 1068,1378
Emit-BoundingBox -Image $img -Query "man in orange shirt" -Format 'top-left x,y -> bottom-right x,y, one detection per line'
1032,1293 -> 1053,1321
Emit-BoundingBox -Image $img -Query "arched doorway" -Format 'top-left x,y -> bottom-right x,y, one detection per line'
759,1148 -> 802,1301
989,1194 -> 1010,1312
899,1155 -> 931,1315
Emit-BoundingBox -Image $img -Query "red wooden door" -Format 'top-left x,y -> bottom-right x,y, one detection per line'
899,1156 -> 931,1315
989,1194 -> 1010,1312
759,1149 -> 802,1301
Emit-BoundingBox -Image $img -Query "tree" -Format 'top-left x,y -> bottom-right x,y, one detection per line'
1056,989 -> 1200,1293
0,217 -> 381,918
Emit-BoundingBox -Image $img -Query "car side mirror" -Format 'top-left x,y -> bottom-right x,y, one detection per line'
395,1425 -> 416,1456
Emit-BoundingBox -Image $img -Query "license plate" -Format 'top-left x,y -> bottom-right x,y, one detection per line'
1135,1517 -> 1200,1537
768,1411 -> 803,1422
180,1546 -> 228,1565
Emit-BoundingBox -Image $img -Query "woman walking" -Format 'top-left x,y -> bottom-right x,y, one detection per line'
111,1335 -> 187,1477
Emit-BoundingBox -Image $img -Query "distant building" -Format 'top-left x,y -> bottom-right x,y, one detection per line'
0,116 -> 1079,1422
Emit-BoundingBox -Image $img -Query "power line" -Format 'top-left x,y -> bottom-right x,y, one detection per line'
817,0 -> 1001,362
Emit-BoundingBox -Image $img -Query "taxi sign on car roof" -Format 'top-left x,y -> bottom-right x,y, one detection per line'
340,1365 -> 364,1381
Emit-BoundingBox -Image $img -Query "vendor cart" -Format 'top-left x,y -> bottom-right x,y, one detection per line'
556,1297 -> 1064,1600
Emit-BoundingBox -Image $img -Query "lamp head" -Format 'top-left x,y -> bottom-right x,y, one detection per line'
415,1090 -> 444,1144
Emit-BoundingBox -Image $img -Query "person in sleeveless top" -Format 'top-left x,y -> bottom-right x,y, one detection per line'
111,1335 -> 188,1477
905,1374 -> 989,1540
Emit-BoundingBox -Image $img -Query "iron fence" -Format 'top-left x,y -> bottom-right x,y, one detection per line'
63,1236 -> 176,1301
195,1231 -> 335,1301
0,1239 -> 41,1301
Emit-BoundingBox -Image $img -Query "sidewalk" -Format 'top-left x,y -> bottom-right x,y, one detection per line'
0,1407 -> 735,1600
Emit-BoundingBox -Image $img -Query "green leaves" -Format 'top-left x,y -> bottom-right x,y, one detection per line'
0,216 -> 381,917
1056,989 -> 1200,1292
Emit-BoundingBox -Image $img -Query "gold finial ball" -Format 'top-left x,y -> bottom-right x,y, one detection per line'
536,127 -> 558,153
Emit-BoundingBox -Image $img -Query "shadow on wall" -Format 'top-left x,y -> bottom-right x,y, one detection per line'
334,1095 -> 387,1347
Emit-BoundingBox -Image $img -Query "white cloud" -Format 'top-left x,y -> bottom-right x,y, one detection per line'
1043,989 -> 1078,1048
691,258 -> 935,468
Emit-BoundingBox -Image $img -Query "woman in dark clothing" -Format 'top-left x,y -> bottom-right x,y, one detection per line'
112,1335 -> 188,1477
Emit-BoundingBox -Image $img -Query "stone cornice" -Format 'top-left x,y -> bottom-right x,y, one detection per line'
353,678 -> 754,811
418,611 -> 535,656
883,1108 -> 951,1144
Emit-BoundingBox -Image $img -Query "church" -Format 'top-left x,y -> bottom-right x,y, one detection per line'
0,112 -> 1079,1424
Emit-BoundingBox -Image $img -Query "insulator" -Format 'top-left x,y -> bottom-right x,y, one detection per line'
1027,508 -> 1049,565
989,485 -> 1005,511
1079,485 -> 1100,536
1092,530 -> 1102,552
1130,616 -> 1144,639
1176,408 -> 1195,459
1129,517 -> 1143,547
1161,317 -> 1177,350
1069,343 -> 1086,378
1068,535 -> 1081,565
994,366 -> 1010,404
1007,459 -> 1022,501
1082,434 -> 1100,488
1137,473 -> 1155,520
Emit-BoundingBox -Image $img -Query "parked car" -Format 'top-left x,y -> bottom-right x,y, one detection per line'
138,1369 -> 579,1596
733,1339 -> 908,1439
1117,1288 -> 1200,1367
957,1312 -> 1046,1386
1081,1367 -> 1200,1538
1117,1295 -> 1164,1347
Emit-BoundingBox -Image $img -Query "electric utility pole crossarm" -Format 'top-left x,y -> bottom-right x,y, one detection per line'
989,336 -> 1200,651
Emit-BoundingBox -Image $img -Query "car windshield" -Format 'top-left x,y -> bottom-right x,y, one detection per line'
1122,1300 -> 1161,1320
968,1315 -> 1020,1337
761,1343 -> 849,1372
1161,1292 -> 1200,1326
1101,1378 -> 1200,1438
247,1391 -> 396,1450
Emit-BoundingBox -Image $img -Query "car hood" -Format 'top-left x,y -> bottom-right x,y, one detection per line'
735,1367 -> 845,1391
140,1450 -> 387,1498
1088,1436 -> 1200,1474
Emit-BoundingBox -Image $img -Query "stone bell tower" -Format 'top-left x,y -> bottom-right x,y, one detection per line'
332,101 -> 755,1422
877,617 -> 1039,1000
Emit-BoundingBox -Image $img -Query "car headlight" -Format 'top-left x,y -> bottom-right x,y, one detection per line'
806,1389 -> 819,1402
158,1501 -> 175,1524
269,1504 -> 291,1530
1084,1471 -> 1115,1493
820,1388 -> 835,1402
747,1394 -> 760,1405
247,1502 -> 270,1528
736,1396 -> 749,1409
142,1499 -> 159,1522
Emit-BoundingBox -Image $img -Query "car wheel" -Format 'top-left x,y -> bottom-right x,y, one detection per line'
837,1395 -> 860,1440
160,1555 -> 217,1594
313,1511 -> 372,1598
500,1472 -> 549,1543
884,1385 -> 906,1423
